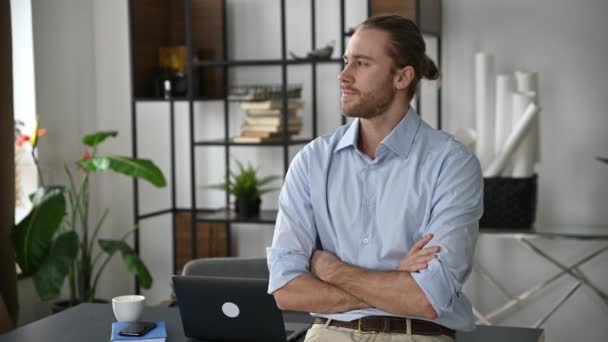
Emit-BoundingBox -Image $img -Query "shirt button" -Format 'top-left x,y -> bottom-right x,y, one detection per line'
369,164 -> 375,169
363,238 -> 369,244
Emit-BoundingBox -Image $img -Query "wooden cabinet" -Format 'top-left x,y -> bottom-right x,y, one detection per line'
175,210 -> 227,272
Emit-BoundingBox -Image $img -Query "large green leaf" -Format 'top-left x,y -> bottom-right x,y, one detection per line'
78,156 -> 166,187
98,239 -> 153,289
33,231 -> 79,301
82,131 -> 118,147
12,187 -> 66,274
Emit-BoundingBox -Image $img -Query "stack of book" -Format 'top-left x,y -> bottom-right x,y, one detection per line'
110,321 -> 167,342
232,99 -> 304,143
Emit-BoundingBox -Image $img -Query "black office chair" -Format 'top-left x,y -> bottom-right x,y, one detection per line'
181,257 -> 269,279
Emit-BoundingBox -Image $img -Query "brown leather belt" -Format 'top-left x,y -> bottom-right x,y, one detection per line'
314,316 -> 455,339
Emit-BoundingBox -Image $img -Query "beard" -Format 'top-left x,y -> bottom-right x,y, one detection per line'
341,77 -> 396,119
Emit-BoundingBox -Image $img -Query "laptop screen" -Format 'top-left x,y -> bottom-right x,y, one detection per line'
173,275 -> 307,342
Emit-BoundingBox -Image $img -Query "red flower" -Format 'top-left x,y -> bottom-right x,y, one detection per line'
76,147 -> 92,171
81,147 -> 92,161
14,125 -> 46,148
16,135 -> 30,147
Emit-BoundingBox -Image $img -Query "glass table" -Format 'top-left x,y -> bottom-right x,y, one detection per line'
471,224 -> 608,328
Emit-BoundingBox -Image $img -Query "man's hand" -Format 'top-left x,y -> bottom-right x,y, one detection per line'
399,233 -> 440,272
310,250 -> 342,282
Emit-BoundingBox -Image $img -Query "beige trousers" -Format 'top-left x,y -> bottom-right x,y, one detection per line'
303,322 -> 454,342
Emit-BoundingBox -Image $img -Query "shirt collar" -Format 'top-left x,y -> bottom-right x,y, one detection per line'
333,107 -> 422,159
334,119 -> 360,153
380,107 -> 421,159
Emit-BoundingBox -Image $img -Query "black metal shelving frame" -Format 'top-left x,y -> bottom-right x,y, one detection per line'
128,0 -> 441,293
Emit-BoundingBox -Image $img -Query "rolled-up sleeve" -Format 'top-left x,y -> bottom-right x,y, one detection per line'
267,146 -> 318,294
411,144 -> 483,318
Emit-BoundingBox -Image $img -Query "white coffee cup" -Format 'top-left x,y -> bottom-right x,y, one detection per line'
112,295 -> 145,322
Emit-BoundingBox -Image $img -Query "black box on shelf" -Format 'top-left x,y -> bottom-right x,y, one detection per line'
480,174 -> 538,229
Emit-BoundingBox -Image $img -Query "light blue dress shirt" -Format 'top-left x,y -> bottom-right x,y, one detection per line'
266,108 -> 483,331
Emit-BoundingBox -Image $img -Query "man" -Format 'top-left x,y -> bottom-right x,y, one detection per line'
267,15 -> 483,342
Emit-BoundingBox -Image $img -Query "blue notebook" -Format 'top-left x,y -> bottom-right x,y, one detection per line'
110,321 -> 167,342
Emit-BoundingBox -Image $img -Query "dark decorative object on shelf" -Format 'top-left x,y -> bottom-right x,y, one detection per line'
289,40 -> 334,60
480,175 -> 537,229
235,197 -> 262,217
171,73 -> 188,96
150,68 -> 189,98
150,67 -> 170,98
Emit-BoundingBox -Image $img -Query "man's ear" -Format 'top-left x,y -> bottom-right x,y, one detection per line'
394,65 -> 415,90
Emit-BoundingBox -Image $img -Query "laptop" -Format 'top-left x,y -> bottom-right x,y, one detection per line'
173,275 -> 311,342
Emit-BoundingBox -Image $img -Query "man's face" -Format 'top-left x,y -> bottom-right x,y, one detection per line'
339,28 -> 397,119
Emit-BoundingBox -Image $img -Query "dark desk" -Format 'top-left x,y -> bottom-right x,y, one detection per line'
0,304 -> 543,342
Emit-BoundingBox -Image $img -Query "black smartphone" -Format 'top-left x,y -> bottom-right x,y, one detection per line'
118,321 -> 156,336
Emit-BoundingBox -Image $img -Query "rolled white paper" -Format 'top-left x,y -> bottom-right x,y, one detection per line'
454,128 -> 477,150
511,91 -> 537,177
515,70 -> 539,99
494,74 -> 514,158
515,71 -> 540,163
474,52 -> 495,170
484,103 -> 541,177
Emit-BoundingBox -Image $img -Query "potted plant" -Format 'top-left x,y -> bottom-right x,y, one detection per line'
12,130 -> 166,310
208,160 -> 281,217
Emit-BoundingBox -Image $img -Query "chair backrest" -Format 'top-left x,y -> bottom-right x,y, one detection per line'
181,257 -> 269,279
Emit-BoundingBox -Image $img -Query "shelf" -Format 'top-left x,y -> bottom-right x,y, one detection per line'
134,96 -> 224,102
196,209 -> 278,224
130,0 -> 442,273
137,208 -> 173,220
193,58 -> 343,67
194,138 -> 311,146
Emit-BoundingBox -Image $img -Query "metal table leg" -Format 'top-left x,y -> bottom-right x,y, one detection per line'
532,281 -> 582,328
471,242 -> 608,326
518,238 -> 608,304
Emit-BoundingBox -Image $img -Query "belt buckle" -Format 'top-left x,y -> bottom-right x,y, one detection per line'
358,318 -> 384,334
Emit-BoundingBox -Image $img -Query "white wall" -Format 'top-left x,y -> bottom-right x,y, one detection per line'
24,0 -> 607,340
32,0 -> 98,184
90,0 -> 135,304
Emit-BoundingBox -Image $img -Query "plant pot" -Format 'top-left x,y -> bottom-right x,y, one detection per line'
52,298 -> 108,314
235,197 -> 261,217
